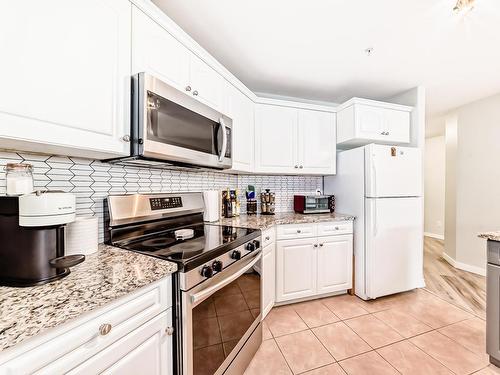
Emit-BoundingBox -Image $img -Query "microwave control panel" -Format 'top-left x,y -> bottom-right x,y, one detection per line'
150,197 -> 183,210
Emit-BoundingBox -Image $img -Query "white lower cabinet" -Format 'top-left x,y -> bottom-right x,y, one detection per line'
262,242 -> 276,318
316,235 -> 353,294
276,222 -> 353,303
0,278 -> 173,375
69,310 -> 172,375
276,238 -> 317,302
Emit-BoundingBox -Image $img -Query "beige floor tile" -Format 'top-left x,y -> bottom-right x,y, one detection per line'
303,363 -> 346,374
377,340 -> 453,375
321,295 -> 369,320
339,351 -> 398,375
438,318 -> 486,358
355,292 -> 411,313
313,321 -> 371,361
265,306 -> 308,337
410,331 -> 486,374
344,314 -> 403,349
475,364 -> 500,374
244,339 -> 292,375
373,308 -> 433,338
276,330 -> 335,374
293,300 -> 340,328
400,297 -> 473,329
262,321 -> 273,340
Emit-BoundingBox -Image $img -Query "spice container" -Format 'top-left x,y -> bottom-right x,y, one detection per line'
260,189 -> 275,215
5,163 -> 34,196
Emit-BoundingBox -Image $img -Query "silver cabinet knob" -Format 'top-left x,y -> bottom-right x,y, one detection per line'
297,229 -> 302,233
314,244 -> 318,248
99,323 -> 112,336
335,226 -> 339,230
294,165 -> 299,169
185,85 -> 192,92
299,165 -> 303,169
386,131 -> 390,135
380,131 -> 385,135
165,327 -> 174,336
319,243 -> 324,247
193,90 -> 199,96
122,135 -> 131,142
265,236 -> 270,241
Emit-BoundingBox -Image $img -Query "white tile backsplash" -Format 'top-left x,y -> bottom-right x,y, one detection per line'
0,150 -> 322,242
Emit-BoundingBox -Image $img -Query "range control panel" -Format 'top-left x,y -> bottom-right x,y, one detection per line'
149,196 -> 183,210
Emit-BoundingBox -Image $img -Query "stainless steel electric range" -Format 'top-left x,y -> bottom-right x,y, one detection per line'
104,192 -> 262,375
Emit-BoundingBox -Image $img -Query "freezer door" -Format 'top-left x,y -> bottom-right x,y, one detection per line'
365,144 -> 422,198
365,197 -> 424,299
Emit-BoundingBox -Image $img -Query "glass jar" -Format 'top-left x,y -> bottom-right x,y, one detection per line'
5,163 -> 34,196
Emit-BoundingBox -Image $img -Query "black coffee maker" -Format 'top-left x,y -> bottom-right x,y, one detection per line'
0,193 -> 85,287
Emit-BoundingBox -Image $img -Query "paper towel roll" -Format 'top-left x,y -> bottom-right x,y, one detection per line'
65,216 -> 99,256
203,190 -> 220,222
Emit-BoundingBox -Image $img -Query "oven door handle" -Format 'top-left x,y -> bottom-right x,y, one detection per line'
190,252 -> 261,305
218,117 -> 228,162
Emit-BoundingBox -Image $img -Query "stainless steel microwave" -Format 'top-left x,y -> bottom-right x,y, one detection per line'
111,73 -> 232,169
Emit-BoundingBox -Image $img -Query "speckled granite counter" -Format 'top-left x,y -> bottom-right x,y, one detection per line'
217,212 -> 355,230
479,232 -> 500,241
0,244 -> 176,352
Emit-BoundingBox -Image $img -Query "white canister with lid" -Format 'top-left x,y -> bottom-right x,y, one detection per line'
5,163 -> 34,196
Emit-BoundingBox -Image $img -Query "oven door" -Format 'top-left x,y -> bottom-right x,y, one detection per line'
182,251 -> 262,375
135,73 -> 232,169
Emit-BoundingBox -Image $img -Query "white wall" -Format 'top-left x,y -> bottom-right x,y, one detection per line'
445,93 -> 500,275
424,135 -> 445,239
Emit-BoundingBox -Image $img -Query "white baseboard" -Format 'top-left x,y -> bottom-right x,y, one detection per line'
441,252 -> 486,277
424,232 -> 444,240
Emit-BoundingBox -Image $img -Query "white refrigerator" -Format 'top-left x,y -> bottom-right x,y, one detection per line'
324,144 -> 424,300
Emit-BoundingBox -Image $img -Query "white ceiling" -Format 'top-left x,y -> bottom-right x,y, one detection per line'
153,0 -> 500,117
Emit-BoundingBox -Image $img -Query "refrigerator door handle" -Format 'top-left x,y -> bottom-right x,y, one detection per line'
372,199 -> 378,236
371,160 -> 377,198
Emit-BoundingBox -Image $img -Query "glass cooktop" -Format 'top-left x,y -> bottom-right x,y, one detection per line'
116,223 -> 259,270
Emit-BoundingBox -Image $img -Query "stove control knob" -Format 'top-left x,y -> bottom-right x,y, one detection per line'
246,242 -> 256,252
201,265 -> 213,278
253,240 -> 261,249
212,260 -> 223,272
231,250 -> 241,260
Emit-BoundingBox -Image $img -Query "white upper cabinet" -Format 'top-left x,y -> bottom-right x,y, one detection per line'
0,0 -> 132,158
255,104 -> 298,174
336,98 -> 412,148
188,54 -> 225,112
132,6 -> 189,90
226,84 -> 255,172
132,7 -> 224,112
255,104 -> 336,175
298,109 -> 336,175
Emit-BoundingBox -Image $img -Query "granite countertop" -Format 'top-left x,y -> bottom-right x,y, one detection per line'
0,244 -> 176,352
479,232 -> 500,241
217,212 -> 355,230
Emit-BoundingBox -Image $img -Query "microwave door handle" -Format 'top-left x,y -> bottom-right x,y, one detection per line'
190,253 -> 261,306
218,118 -> 228,162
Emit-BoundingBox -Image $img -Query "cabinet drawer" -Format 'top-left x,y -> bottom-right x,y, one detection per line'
262,227 -> 276,247
277,223 -> 317,240
317,221 -> 353,236
2,278 -> 171,375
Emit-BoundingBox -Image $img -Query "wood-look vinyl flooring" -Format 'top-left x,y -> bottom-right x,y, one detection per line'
424,236 -> 486,319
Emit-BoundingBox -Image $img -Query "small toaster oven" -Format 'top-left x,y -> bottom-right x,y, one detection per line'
294,195 -> 334,214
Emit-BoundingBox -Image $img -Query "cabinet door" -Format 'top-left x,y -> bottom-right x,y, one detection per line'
384,109 -> 410,143
297,109 -> 336,174
255,104 -> 298,173
317,235 -> 353,294
69,310 -> 172,375
276,238 -> 317,302
132,6 -> 190,91
189,54 -> 225,111
226,83 -> 255,172
0,0 -> 131,158
355,105 -> 386,140
262,242 -> 276,318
